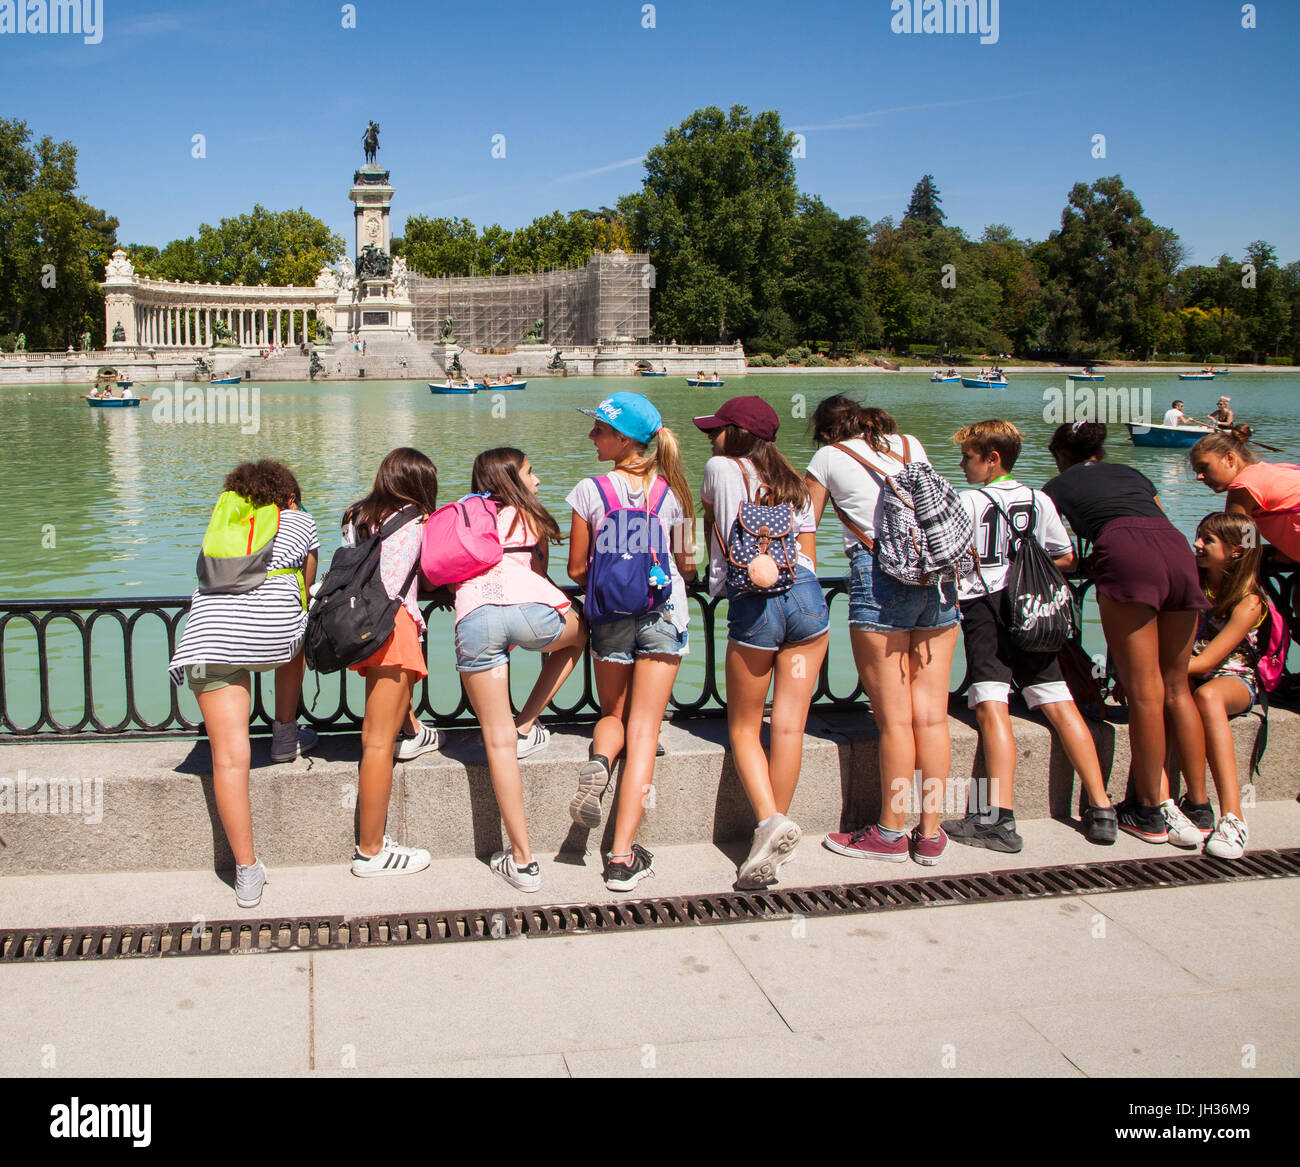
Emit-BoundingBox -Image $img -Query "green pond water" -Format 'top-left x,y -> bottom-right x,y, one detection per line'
3,373 -> 1296,730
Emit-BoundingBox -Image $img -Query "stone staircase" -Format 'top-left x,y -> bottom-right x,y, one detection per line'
316,334 -> 443,381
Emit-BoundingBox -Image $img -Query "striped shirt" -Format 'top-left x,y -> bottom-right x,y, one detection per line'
168,508 -> 319,686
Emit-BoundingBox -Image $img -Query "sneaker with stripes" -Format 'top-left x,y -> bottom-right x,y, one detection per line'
490,848 -> 541,893
350,835 -> 431,878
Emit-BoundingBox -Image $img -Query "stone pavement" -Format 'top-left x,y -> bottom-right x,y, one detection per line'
2,803 -> 1297,1078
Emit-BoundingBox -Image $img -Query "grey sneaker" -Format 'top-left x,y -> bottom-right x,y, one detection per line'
570,754 -> 613,828
270,720 -> 317,762
235,859 -> 266,909
736,814 -> 802,889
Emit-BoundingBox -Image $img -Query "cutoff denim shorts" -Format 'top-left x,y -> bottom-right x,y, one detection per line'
847,544 -> 959,633
727,566 -> 830,651
590,609 -> 688,664
454,603 -> 564,673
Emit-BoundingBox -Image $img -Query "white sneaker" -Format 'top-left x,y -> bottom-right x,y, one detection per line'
1205,813 -> 1248,860
490,848 -> 541,892
516,722 -> 550,759
350,835 -> 431,877
1159,799 -> 1204,849
235,859 -> 266,908
395,722 -> 444,762
270,720 -> 317,762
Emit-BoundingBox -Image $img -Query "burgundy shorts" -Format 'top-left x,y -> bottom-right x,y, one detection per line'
1091,517 -> 1210,612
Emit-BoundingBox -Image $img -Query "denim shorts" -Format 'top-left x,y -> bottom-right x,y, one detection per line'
847,544 -> 959,633
727,566 -> 830,651
589,609 -> 688,664
454,603 -> 564,673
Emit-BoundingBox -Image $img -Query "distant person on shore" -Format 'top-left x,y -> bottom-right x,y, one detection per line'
1191,431 -> 1300,565
452,448 -> 587,893
167,460 -> 319,909
1163,400 -> 1191,427
1208,397 -> 1234,430
806,395 -> 959,865
1043,421 -> 1208,846
341,448 -> 441,879
696,397 -> 828,889
949,420 -> 1115,850
566,393 -> 697,891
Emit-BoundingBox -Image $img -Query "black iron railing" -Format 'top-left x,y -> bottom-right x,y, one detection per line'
0,581 -> 862,739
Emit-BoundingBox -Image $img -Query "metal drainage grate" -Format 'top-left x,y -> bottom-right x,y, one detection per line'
3,848 -> 1298,963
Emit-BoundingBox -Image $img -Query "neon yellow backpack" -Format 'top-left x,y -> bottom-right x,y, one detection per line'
196,492 -> 285,595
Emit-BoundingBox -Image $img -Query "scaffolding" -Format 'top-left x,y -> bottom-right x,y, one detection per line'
408,250 -> 650,348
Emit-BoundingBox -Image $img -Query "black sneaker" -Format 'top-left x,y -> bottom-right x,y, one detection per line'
1176,793 -> 1215,837
1082,804 -> 1118,845
939,812 -> 1023,853
1115,799 -> 1169,844
603,843 -> 655,892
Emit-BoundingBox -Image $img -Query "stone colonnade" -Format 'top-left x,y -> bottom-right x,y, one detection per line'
130,302 -> 327,348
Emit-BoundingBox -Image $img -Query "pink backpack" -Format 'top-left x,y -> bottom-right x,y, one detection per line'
1256,600 -> 1291,693
419,493 -> 503,587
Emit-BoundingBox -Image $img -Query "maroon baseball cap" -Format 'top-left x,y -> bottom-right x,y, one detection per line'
693,396 -> 780,441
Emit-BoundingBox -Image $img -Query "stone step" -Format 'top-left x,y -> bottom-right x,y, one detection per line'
1,706 -> 1291,875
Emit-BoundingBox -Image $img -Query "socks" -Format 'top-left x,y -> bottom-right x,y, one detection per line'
877,824 -> 906,843
994,807 -> 1015,826
756,816 -> 775,829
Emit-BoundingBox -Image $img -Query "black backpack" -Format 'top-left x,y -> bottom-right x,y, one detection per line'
977,490 -> 1075,654
304,506 -> 421,673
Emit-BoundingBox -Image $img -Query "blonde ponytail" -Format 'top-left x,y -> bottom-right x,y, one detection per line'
650,426 -> 695,557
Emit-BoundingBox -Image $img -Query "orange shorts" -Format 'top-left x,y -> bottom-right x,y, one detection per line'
351,605 -> 428,679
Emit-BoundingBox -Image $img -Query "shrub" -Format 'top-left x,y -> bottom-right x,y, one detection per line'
772,355 -> 790,367
806,353 -> 829,367
746,336 -> 785,358
784,345 -> 811,363
748,354 -> 775,367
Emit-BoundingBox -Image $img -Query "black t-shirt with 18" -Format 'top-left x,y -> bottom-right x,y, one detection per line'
1041,460 -> 1162,545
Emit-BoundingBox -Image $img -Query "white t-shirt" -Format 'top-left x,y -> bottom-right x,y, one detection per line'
957,481 -> 1072,603
566,473 -> 692,632
806,433 -> 929,551
700,456 -> 816,597
1162,408 -> 1189,426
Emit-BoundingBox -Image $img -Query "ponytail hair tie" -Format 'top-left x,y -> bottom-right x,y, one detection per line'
1072,420 -> 1087,434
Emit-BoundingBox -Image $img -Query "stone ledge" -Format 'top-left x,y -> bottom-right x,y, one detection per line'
0,706 -> 1292,874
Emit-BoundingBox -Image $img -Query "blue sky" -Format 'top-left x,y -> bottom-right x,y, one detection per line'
1,0 -> 1295,266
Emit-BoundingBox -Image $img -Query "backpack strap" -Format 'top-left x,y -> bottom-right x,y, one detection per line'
591,475 -> 620,518
647,475 -> 670,516
378,504 -> 420,540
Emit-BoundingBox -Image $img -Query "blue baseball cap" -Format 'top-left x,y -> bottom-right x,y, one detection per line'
577,392 -> 663,444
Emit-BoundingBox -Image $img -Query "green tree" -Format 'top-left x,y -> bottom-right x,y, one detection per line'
903,175 -> 945,229
128,206 -> 344,286
619,105 -> 798,342
0,118 -> 118,349
783,195 -> 878,351
1241,240 -> 1289,360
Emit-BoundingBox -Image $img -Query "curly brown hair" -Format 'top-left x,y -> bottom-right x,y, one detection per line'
224,460 -> 303,508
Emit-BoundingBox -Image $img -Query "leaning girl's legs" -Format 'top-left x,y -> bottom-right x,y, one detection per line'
358,666 -> 416,854
851,628 -> 916,831
609,655 -> 680,857
197,679 -> 255,866
462,665 -> 533,863
1158,609 -> 1207,803
1098,597 -> 1165,805
273,650 -> 305,724
725,643 -> 778,821
1194,677 -> 1250,819
909,624 -> 960,837
768,634 -> 829,815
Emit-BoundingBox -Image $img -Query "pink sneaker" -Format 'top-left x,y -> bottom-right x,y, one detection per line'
822,824 -> 910,862
910,826 -> 949,866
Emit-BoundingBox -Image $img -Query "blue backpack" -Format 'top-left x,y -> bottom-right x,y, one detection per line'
585,474 -> 672,626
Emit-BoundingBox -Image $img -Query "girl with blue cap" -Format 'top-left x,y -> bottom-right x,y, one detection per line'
566,392 -> 697,891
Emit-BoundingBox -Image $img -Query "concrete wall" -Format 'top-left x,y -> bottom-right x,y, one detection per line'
0,706 -> 1292,875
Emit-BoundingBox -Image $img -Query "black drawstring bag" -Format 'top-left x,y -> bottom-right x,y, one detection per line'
977,490 -> 1075,655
